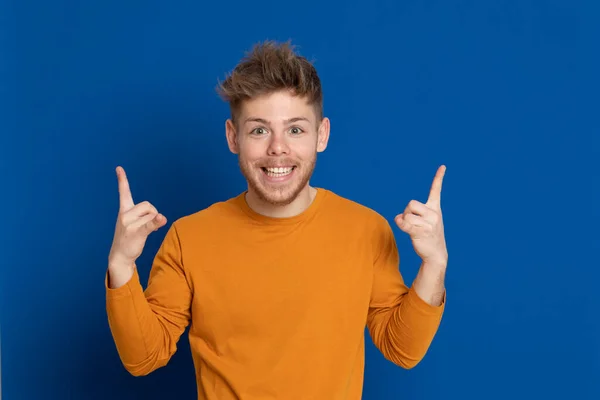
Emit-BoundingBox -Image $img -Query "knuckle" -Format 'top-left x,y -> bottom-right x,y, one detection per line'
118,215 -> 129,226
139,201 -> 157,214
147,221 -> 157,233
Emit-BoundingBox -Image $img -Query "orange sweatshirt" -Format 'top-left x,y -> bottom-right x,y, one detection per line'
106,188 -> 445,399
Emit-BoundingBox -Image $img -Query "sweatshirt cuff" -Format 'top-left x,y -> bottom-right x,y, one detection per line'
407,286 -> 446,316
105,267 -> 144,300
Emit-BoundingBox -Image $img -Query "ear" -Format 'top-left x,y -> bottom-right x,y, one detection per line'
316,117 -> 330,153
225,119 -> 239,154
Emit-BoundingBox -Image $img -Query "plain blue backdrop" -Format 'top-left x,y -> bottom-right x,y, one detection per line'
2,0 -> 599,399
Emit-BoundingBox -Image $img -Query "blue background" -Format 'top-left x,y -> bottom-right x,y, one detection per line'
2,0 -> 599,399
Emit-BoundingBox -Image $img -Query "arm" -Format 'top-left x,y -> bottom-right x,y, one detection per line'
106,222 -> 192,376
366,217 -> 445,369
368,165 -> 449,368
412,260 -> 447,307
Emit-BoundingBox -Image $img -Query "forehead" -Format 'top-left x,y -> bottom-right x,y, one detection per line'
239,90 -> 316,122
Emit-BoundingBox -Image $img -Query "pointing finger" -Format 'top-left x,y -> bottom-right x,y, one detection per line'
116,166 -> 135,212
426,165 -> 446,209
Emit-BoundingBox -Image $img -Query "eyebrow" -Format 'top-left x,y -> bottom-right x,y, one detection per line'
243,117 -> 310,125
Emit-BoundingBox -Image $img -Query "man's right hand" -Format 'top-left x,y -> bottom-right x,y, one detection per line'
107,166 -> 167,288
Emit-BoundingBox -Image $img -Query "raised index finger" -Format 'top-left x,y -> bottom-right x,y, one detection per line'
426,165 -> 446,209
116,166 -> 135,211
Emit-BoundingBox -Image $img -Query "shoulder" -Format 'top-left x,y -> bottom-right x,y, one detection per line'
168,192 -> 246,236
319,188 -> 392,232
319,188 -> 396,256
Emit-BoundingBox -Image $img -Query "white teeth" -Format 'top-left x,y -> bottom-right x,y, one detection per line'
266,167 -> 292,173
264,167 -> 293,177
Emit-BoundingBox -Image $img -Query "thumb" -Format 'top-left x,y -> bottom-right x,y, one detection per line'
394,213 -> 406,229
395,213 -> 414,236
134,213 -> 167,235
148,213 -> 167,233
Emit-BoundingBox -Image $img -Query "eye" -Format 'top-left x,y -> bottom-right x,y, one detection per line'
251,127 -> 268,135
289,126 -> 304,135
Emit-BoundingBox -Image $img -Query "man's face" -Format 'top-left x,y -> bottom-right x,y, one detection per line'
226,90 -> 329,206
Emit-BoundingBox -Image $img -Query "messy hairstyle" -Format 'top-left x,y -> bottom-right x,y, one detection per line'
216,40 -> 323,125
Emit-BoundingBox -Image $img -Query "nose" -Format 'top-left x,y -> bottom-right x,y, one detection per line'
266,132 -> 290,156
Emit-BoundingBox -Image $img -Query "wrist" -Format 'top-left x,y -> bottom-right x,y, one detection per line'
107,264 -> 135,289
107,256 -> 135,289
108,252 -> 135,271
422,258 -> 447,271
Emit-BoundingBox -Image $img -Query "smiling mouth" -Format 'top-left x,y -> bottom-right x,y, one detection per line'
261,166 -> 296,177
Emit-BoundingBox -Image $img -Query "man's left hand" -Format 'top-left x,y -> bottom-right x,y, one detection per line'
394,165 -> 448,269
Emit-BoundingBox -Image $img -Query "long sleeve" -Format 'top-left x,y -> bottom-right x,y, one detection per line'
105,222 -> 192,376
366,216 -> 445,369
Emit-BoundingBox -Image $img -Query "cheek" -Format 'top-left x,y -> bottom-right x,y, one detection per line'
294,142 -> 318,159
239,143 -> 265,162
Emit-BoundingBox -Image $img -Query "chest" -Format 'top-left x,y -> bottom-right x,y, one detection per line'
186,230 -> 374,343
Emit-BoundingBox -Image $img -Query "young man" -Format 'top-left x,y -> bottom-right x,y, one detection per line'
106,40 -> 448,400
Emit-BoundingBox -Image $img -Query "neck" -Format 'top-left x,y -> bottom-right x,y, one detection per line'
245,185 -> 317,218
